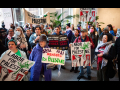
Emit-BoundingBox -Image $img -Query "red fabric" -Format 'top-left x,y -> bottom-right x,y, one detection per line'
97,46 -> 106,70
80,11 -> 83,16
73,35 -> 95,49
86,11 -> 89,13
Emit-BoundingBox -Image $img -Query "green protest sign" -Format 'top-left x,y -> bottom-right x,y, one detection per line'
42,48 -> 65,65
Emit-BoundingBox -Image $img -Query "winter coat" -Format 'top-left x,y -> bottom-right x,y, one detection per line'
29,43 -> 51,81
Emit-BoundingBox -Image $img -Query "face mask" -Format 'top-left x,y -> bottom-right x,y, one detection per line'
90,29 -> 94,33
15,31 -> 21,35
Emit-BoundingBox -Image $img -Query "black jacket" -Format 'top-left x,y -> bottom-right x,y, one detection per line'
89,33 -> 98,49
114,37 -> 120,63
0,39 -> 7,56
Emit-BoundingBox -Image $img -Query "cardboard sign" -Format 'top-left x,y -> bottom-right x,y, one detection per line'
71,42 -> 91,67
0,50 -> 35,81
48,35 -> 68,50
42,48 -> 65,65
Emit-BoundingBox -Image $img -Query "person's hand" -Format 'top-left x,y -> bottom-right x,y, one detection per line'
35,36 -> 40,42
20,43 -> 26,49
24,71 -> 28,75
62,31 -> 65,34
97,53 -> 103,57
69,43 -> 72,47
90,43 -> 92,46
17,41 -> 20,45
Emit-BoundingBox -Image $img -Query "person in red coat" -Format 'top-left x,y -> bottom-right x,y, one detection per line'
70,29 -> 95,80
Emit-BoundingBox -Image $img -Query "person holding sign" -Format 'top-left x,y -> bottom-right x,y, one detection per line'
29,34 -> 56,81
69,29 -> 80,73
0,39 -> 28,81
52,26 -> 66,70
69,29 -> 95,80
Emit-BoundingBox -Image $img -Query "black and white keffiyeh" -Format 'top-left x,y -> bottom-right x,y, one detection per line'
95,41 -> 113,69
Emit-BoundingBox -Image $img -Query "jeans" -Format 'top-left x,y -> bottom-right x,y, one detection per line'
79,66 -> 91,76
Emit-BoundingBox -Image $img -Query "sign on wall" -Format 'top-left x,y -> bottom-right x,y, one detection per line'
71,42 -> 91,67
2,8 -> 13,29
80,8 -> 96,22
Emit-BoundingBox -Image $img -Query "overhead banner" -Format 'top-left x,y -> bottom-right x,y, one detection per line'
80,8 -> 96,22
47,35 -> 68,50
24,8 -> 50,25
71,42 -> 91,67
42,48 -> 65,65
0,50 -> 35,81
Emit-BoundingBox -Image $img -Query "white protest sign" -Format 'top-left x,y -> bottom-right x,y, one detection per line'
71,42 -> 91,67
46,29 -> 53,35
42,48 -> 65,65
0,50 -> 35,81
24,8 -> 50,25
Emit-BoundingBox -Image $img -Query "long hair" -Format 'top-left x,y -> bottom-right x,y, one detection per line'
107,24 -> 113,30
89,25 -> 96,37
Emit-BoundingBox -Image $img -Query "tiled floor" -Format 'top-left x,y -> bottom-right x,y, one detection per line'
51,58 -> 119,81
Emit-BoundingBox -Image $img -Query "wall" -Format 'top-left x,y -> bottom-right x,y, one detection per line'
43,8 -> 56,14
2,8 -> 13,29
97,8 -> 120,29
73,8 -> 80,29
0,8 -> 4,28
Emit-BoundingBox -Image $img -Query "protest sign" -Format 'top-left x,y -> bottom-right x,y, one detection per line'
47,35 -> 68,50
42,48 -> 65,65
46,29 -> 53,35
71,42 -> 91,67
0,50 -> 35,81
24,8 -> 50,25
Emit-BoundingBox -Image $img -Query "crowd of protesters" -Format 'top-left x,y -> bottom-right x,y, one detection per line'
0,21 -> 119,81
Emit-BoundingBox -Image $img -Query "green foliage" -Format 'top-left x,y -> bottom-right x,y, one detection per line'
50,11 -> 78,30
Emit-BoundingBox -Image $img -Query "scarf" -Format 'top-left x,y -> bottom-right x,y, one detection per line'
95,41 -> 113,69
7,35 -> 12,40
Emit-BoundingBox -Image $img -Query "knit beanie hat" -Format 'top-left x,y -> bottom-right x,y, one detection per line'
39,34 -> 47,42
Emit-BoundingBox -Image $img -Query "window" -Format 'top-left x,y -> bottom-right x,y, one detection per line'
13,8 -> 43,27
13,8 -> 24,27
61,8 -> 73,30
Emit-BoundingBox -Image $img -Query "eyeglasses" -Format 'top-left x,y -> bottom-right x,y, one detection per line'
9,31 -> 14,32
